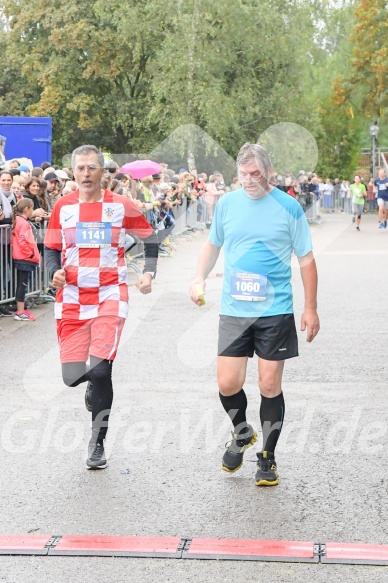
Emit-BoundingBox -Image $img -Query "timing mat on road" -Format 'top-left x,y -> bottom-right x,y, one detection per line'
1,535 -> 388,565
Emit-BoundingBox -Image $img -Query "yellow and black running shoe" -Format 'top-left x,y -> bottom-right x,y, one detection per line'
222,424 -> 257,472
255,451 -> 279,486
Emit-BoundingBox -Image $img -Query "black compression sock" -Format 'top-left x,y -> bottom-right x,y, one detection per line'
219,389 -> 249,434
260,392 -> 285,455
89,357 -> 113,441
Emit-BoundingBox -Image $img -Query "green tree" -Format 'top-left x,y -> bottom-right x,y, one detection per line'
0,28 -> 41,115
1,0 -> 169,158
332,0 -> 388,147
349,0 -> 388,118
148,0 -> 322,157
0,0 -> 361,172
315,97 -> 362,178
300,0 -> 364,176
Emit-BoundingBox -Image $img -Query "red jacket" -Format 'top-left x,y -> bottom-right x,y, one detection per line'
287,187 -> 297,198
11,216 -> 40,264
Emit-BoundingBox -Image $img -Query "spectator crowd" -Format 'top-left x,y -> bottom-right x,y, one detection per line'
272,171 -> 381,216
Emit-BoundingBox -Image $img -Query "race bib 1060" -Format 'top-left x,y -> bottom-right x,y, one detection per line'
76,222 -> 112,248
230,271 -> 267,301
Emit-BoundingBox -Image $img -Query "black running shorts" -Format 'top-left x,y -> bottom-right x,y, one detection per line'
218,313 -> 298,360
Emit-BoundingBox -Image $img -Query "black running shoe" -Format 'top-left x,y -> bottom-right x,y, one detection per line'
0,306 -> 14,317
86,437 -> 107,470
222,424 -> 257,472
85,381 -> 93,412
255,451 -> 279,486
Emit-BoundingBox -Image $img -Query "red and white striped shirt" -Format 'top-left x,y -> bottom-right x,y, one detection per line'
44,189 -> 153,320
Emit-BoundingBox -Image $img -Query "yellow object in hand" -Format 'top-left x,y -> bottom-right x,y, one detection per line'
195,284 -> 205,306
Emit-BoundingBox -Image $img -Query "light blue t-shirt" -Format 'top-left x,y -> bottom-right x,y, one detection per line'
209,187 -> 312,317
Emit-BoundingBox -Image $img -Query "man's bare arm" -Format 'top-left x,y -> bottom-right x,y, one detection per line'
298,252 -> 320,342
189,240 -> 221,305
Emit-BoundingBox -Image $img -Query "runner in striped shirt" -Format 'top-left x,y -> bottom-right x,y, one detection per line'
44,145 -> 158,470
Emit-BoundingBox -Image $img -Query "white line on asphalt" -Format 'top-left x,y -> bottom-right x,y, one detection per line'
319,250 -> 388,255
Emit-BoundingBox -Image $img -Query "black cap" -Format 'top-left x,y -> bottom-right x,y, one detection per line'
45,172 -> 59,182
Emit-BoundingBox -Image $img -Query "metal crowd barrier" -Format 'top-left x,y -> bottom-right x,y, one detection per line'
171,198 -> 188,236
304,195 -> 319,223
317,188 -> 376,216
319,189 -> 339,213
0,224 -> 51,306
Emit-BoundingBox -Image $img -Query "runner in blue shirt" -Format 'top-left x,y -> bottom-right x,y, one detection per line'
190,143 -> 320,486
374,168 -> 388,229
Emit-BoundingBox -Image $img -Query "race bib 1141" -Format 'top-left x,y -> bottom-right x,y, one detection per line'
76,222 -> 113,248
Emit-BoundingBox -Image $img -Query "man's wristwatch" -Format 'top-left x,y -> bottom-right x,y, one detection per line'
143,271 -> 156,279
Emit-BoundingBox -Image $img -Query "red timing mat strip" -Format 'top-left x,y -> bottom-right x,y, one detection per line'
183,538 -> 317,562
0,535 -> 52,555
1,535 -> 388,565
49,535 -> 182,558
323,542 -> 388,565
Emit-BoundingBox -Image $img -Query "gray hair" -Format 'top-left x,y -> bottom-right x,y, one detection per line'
236,143 -> 272,176
71,145 -> 105,169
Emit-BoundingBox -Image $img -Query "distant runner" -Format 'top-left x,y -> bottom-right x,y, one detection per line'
375,169 -> 388,229
350,175 -> 366,231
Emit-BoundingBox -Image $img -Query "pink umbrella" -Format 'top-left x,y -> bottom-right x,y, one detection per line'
119,160 -> 162,179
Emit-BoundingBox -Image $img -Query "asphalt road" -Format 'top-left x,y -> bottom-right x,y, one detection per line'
1,212 -> 388,582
